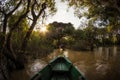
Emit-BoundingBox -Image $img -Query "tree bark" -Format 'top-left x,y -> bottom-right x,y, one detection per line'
21,20 -> 37,51
4,0 -> 31,69
21,2 -> 46,51
0,15 -> 8,53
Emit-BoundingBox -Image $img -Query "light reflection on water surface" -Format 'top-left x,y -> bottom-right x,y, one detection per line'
11,46 -> 120,80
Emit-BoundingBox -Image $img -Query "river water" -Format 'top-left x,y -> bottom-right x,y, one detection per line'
10,46 -> 120,80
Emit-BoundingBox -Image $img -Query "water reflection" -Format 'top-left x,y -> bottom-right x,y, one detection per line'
27,59 -> 47,76
48,47 -> 120,80
10,46 -> 120,80
63,51 -> 69,57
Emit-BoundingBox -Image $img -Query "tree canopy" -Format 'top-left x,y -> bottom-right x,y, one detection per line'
63,0 -> 120,29
0,0 -> 57,70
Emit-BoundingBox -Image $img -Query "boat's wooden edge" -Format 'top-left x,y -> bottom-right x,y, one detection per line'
31,55 -> 87,80
30,64 -> 50,80
72,65 -> 87,80
31,73 -> 42,80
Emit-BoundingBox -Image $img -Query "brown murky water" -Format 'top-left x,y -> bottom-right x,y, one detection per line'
10,46 -> 120,80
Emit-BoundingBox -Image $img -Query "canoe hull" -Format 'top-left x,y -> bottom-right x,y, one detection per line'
31,56 -> 86,80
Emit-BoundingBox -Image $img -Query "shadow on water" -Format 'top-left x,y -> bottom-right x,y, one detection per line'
10,46 -> 120,80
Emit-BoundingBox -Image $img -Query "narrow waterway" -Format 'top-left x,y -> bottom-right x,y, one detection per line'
10,46 -> 120,80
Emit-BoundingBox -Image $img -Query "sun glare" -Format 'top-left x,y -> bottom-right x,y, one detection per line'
40,27 -> 48,33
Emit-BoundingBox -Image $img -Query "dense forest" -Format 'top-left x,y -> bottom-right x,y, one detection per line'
0,0 -> 120,80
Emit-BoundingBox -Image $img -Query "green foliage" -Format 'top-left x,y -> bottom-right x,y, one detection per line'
47,22 -> 75,48
12,23 -> 29,50
25,31 -> 54,57
8,15 -> 18,28
65,0 -> 120,30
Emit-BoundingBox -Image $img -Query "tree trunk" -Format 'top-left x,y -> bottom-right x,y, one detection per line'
0,16 -> 8,52
0,54 -> 9,80
6,32 -> 16,59
6,31 -> 25,69
21,20 -> 37,51
21,2 -> 47,51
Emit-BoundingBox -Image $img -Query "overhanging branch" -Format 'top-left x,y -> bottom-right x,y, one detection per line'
8,0 -> 22,16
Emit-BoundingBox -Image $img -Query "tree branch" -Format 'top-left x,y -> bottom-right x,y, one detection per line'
0,8 -> 6,15
27,16 -> 33,21
31,1 -> 36,18
21,2 -> 47,51
11,0 -> 31,31
8,0 -> 22,16
35,0 -> 39,6
37,2 -> 47,18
